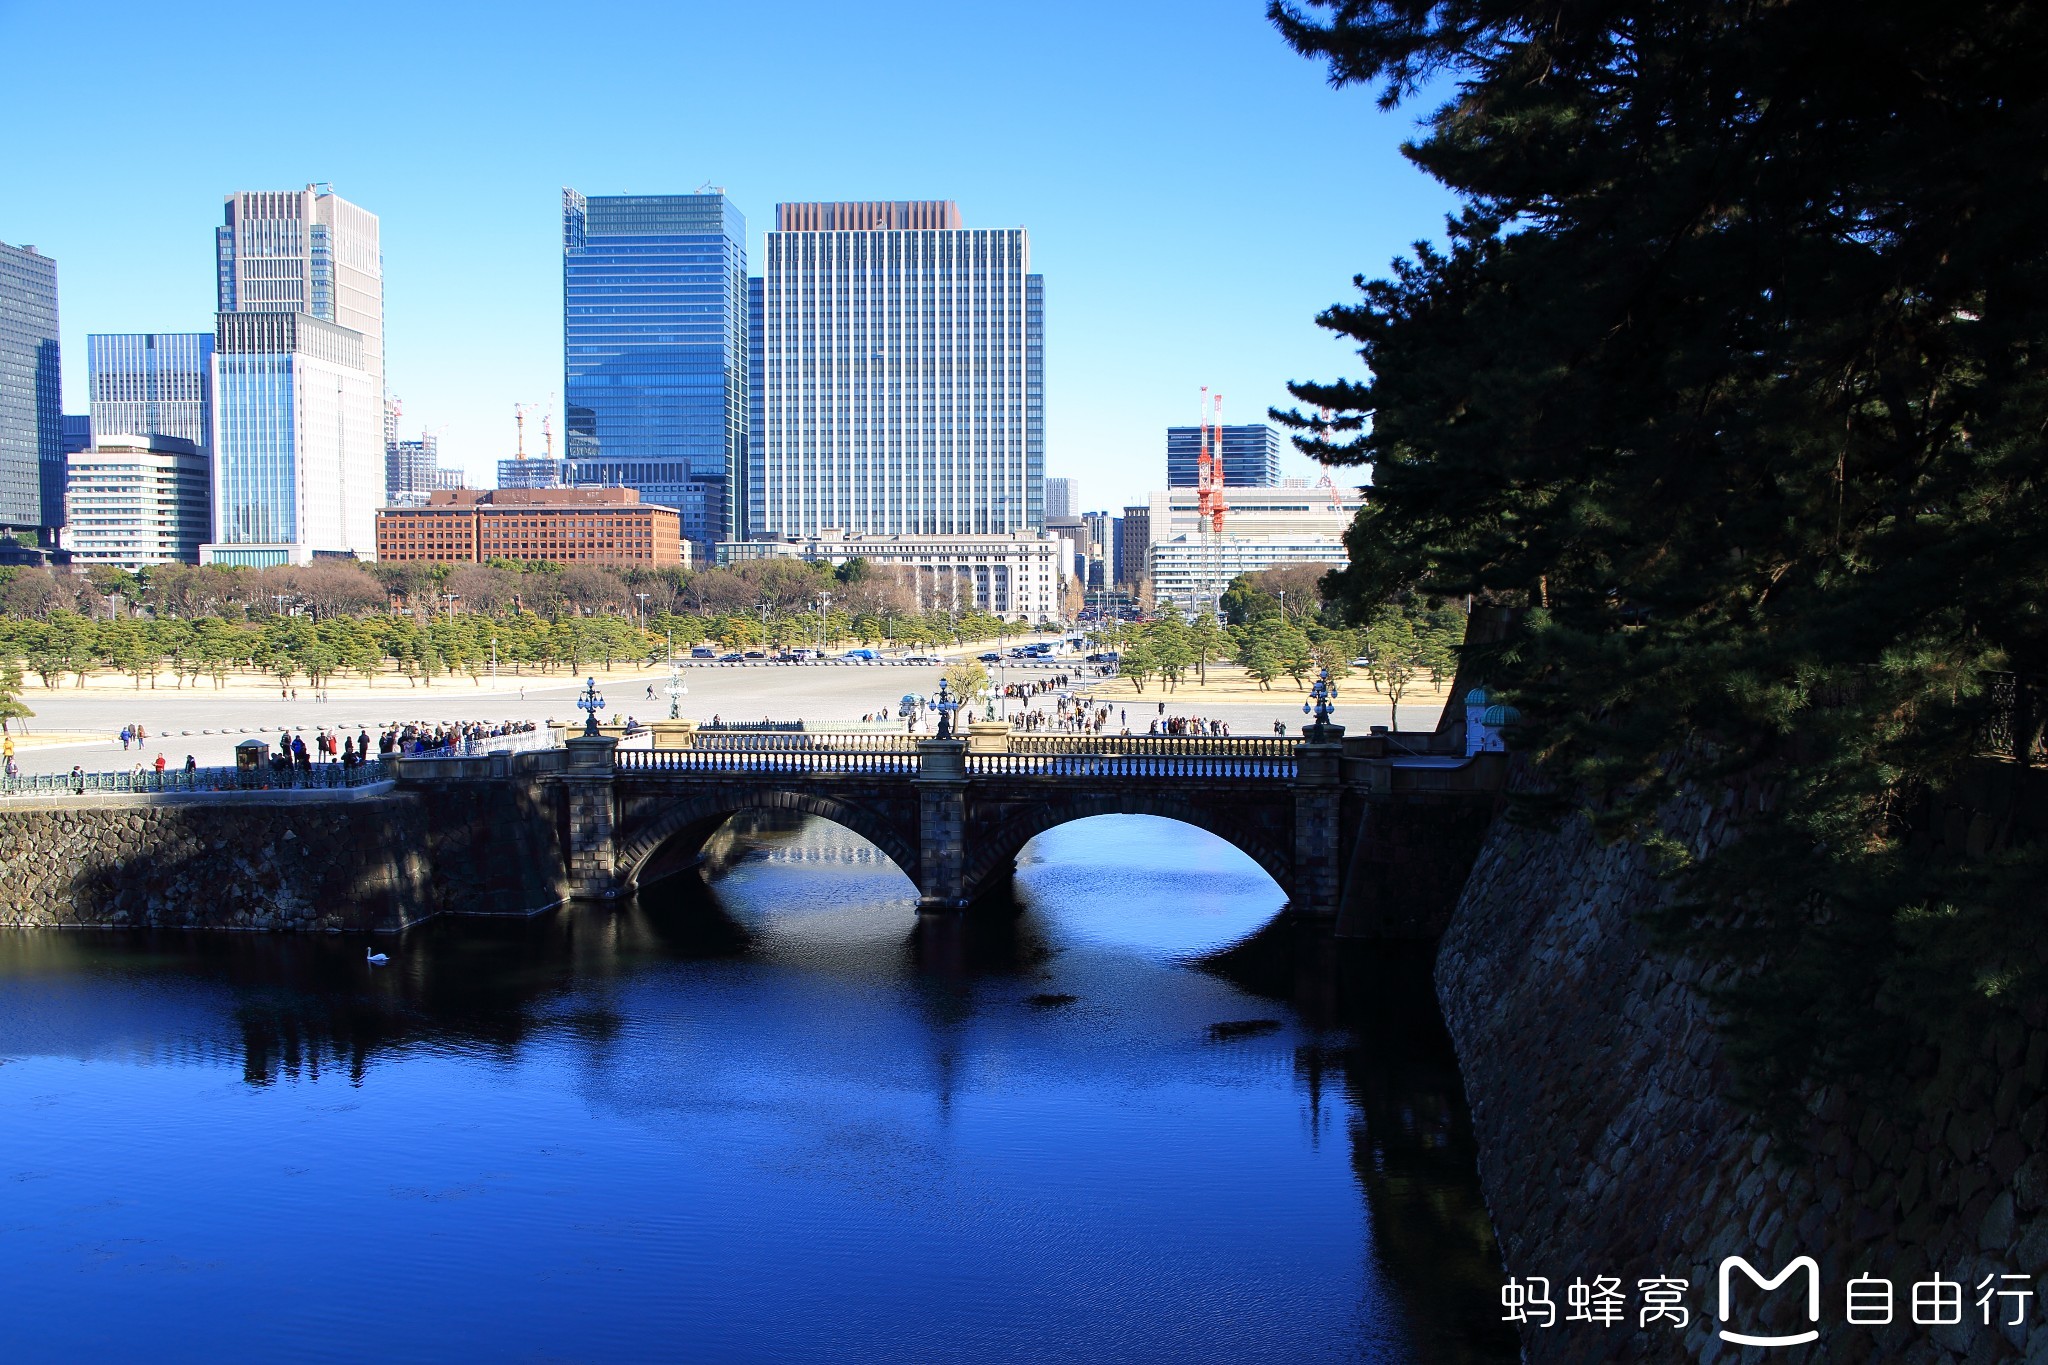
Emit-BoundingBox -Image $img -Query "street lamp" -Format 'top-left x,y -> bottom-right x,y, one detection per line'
635,592 -> 649,631
576,675 -> 606,738
1303,667 -> 1338,740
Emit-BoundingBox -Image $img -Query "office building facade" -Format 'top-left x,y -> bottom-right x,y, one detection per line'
375,486 -> 684,567
1044,476 -> 1077,520
65,434 -> 211,571
1145,481 -> 1364,546
1118,503 -> 1150,589
204,312 -> 379,565
206,186 -> 383,564
1150,534 -> 1348,612
88,332 -> 215,455
562,189 -> 748,550
386,435 -> 461,506
753,200 -> 1043,539
62,416 -> 91,454
717,529 -> 1068,622
0,242 -> 63,532
1165,423 -> 1282,489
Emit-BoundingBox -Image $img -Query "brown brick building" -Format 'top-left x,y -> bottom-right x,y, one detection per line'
375,487 -> 686,566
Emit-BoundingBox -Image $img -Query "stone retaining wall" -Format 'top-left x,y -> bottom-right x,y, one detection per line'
1439,767 -> 2045,1362
0,778 -> 566,933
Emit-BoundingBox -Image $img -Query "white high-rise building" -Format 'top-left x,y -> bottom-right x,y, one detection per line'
202,185 -> 384,564
752,200 -> 1043,538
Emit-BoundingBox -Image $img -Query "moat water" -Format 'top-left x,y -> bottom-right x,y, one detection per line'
0,814 -> 1512,1363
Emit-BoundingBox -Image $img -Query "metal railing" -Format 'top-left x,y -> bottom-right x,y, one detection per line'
1005,733 -> 1297,758
685,731 -> 923,753
697,720 -> 806,732
616,747 -> 920,775
0,759 -> 394,797
964,752 -> 1298,779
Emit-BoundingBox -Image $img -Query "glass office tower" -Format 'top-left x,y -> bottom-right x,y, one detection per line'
562,189 -> 748,549
88,333 -> 215,455
0,242 -> 63,532
1165,423 -> 1282,489
754,200 -> 1044,538
206,313 -> 379,565
205,186 -> 382,564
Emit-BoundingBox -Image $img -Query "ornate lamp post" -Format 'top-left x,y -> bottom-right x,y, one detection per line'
1302,667 -> 1338,740
660,628 -> 687,720
576,675 -> 607,738
935,677 -> 958,739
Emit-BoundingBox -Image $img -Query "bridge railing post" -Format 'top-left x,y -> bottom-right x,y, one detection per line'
1294,726 -> 1347,920
914,737 -> 969,912
563,733 -> 623,899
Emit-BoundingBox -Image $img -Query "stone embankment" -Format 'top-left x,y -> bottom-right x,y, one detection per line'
0,773 -> 564,933
1439,764 -> 2046,1363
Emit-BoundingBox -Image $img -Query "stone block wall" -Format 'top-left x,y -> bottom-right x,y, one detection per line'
0,792 -> 433,932
0,778 -> 567,933
1438,769 -> 2045,1362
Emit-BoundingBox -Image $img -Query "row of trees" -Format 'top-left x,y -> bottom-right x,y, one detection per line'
0,555 -> 1044,632
0,604 -> 1029,692
0,556 -> 1044,688
1104,603 -> 1462,726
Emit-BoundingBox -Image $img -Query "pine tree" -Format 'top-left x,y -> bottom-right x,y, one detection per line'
1272,0 -> 2048,1116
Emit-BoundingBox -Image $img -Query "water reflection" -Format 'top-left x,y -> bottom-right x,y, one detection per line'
0,812 -> 1510,1364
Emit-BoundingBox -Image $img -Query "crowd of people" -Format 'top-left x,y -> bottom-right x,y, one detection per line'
378,719 -> 542,758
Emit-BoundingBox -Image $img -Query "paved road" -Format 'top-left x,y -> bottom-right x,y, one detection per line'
5,661 -> 1448,777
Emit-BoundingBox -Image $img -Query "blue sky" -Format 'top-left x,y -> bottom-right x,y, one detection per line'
0,0 -> 1453,513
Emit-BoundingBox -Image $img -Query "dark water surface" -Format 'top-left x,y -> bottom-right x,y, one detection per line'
0,815 -> 1512,1363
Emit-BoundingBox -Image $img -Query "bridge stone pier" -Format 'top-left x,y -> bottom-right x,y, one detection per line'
526,722 -> 1505,933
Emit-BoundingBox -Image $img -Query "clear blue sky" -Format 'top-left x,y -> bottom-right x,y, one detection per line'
0,0 -> 1452,513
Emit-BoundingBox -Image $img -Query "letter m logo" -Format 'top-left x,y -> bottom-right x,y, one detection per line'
1717,1255 -> 1821,1347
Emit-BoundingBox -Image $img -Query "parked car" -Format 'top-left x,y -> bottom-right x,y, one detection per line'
719,652 -> 744,662
905,654 -> 943,665
689,645 -> 717,659
743,650 -> 767,659
790,648 -> 819,662
978,652 -> 1002,662
842,648 -> 878,661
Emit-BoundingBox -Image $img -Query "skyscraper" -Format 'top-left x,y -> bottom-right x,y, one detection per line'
204,185 -> 384,565
0,241 -> 63,533
1165,423 -> 1282,489
746,273 -> 764,540
753,200 -> 1043,537
88,332 -> 215,455
562,189 -> 749,549
207,313 -> 379,561
1044,477 -> 1077,520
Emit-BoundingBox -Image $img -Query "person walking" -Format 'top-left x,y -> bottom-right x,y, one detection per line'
120,726 -> 132,752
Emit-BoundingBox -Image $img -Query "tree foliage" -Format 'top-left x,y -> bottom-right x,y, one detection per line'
1271,0 -> 2048,1121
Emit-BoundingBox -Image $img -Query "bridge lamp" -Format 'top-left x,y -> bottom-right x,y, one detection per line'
577,676 -> 607,738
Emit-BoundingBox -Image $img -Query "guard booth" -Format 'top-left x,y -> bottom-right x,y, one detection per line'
234,738 -> 270,783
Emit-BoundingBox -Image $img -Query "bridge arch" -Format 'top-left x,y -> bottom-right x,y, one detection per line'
960,792 -> 1293,904
614,790 -> 922,895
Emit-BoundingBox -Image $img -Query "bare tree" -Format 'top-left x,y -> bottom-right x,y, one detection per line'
446,563 -> 520,613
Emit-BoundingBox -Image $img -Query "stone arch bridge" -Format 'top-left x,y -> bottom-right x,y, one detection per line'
510,727 -> 1506,935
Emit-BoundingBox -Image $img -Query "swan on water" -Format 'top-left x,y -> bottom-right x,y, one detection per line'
366,948 -> 390,965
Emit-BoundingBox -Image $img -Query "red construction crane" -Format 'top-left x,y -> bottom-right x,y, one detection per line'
1196,388 -> 1228,535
